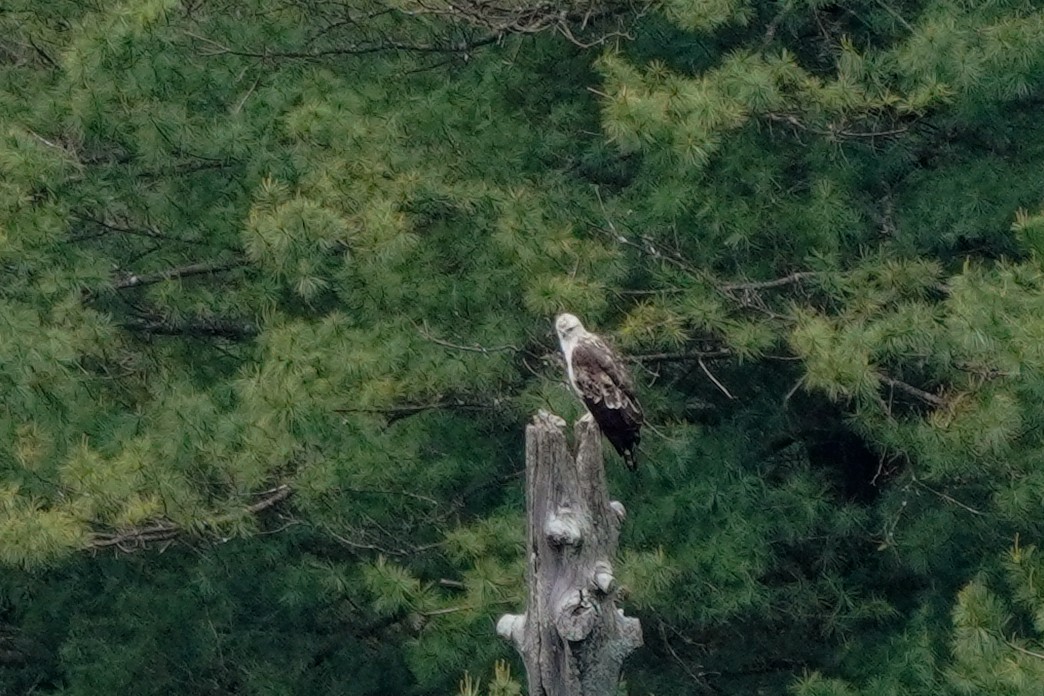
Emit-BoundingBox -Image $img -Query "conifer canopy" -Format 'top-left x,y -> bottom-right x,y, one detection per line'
3,1 -> 1044,693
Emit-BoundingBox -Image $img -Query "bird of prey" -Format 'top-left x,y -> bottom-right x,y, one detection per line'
555,313 -> 644,470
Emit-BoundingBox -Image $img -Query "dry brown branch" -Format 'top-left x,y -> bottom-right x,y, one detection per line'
403,0 -> 639,41
90,523 -> 180,551
185,0 -> 642,62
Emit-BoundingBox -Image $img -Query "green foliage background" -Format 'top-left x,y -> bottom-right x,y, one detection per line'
3,0 -> 1044,693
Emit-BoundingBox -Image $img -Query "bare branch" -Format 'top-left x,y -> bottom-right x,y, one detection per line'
628,350 -> 731,363
439,578 -> 467,590
763,112 -> 911,140
246,484 -> 293,514
335,399 -> 502,424
912,477 -> 987,517
89,485 -> 294,552
1005,637 -> 1044,661
185,1 -> 642,64
415,321 -> 519,354
657,621 -> 717,693
699,358 -> 735,399
721,272 -> 819,292
404,0 -> 642,41
115,257 -> 248,290
879,374 -> 947,407
321,523 -> 443,557
89,522 -> 180,550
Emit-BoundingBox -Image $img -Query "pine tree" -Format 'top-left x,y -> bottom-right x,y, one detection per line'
3,1 -> 1044,695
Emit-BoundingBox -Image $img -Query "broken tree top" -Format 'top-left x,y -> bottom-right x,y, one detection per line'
497,411 -> 642,696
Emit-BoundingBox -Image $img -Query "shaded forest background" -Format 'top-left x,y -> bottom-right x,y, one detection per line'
3,0 -> 1044,693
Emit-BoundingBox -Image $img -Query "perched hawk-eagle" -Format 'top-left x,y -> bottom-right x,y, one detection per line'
555,313 -> 644,470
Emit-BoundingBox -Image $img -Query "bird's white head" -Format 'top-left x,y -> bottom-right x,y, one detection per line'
555,313 -> 585,349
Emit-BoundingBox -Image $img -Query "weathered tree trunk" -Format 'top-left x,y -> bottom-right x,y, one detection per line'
497,411 -> 642,695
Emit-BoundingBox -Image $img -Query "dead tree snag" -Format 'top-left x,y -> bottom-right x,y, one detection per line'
497,411 -> 642,694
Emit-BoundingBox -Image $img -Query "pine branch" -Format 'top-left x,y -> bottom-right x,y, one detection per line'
114,257 -> 248,290
628,349 -> 732,362
912,478 -> 987,517
656,620 -> 718,693
763,112 -> 911,140
610,231 -> 704,278
0,628 -> 43,666
320,522 -> 444,557
89,522 -> 180,551
0,648 -> 29,666
611,231 -> 797,321
89,485 -> 293,552
878,374 -> 946,407
184,28 -> 504,60
870,0 -> 913,31
121,315 -> 259,340
1005,637 -> 1044,661
71,213 -> 216,246
335,486 -> 441,507
245,484 -> 293,513
721,272 -> 819,292
415,321 -> 520,354
607,227 -> 953,411
335,399 -> 502,424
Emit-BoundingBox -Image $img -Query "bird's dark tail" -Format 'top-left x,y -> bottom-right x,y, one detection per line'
623,447 -> 639,471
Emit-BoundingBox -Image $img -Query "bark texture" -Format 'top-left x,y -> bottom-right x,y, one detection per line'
497,411 -> 642,695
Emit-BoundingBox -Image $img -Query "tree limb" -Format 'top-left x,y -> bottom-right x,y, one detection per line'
245,484 -> 293,513
184,28 -> 504,60
114,257 -> 248,290
878,374 -> 946,407
628,350 -> 732,363
71,213 -> 215,246
89,485 -> 293,552
121,315 -> 259,340
721,272 -> 819,292
415,321 -> 520,354
607,228 -> 951,411
335,399 -> 502,424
